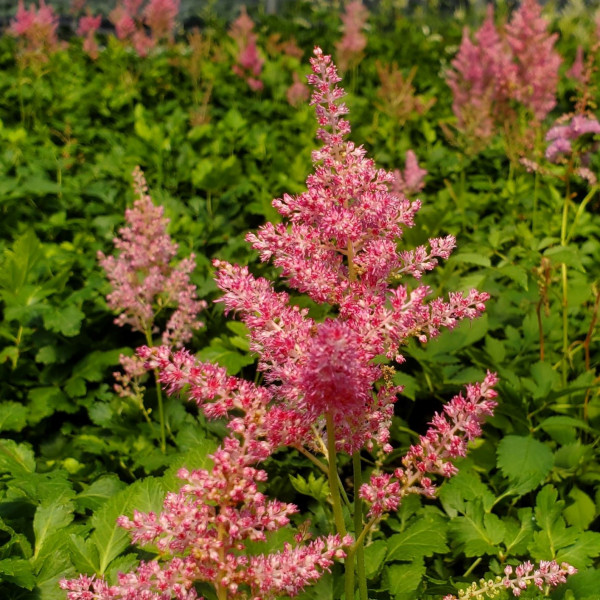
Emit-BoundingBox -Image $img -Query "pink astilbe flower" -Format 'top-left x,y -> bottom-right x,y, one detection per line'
77,14 -> 102,60
545,113 -> 600,162
567,45 -> 586,84
60,344 -> 351,600
98,167 -> 206,348
213,48 -> 488,453
360,372 -> 499,517
287,71 -> 310,107
335,0 -> 369,71
229,6 -> 264,91
143,0 -> 180,43
505,0 -> 561,121
442,560 -> 577,599
9,0 -> 60,62
392,150 -> 427,196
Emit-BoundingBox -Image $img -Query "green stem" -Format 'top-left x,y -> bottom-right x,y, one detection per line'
146,330 -> 166,452
532,169 -> 539,234
353,452 -> 367,600
560,179 -> 570,387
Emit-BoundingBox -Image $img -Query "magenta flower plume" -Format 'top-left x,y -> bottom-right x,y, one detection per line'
545,113 -> 600,163
213,48 -> 488,453
392,149 -> 427,196
98,167 -> 206,348
229,7 -> 264,91
360,372 -> 499,517
143,0 -> 180,43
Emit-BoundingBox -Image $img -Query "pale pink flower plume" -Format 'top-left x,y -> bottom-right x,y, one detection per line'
392,149 -> 427,196
545,113 -> 600,162
335,0 -> 369,71
287,71 -> 310,107
505,0 -> 561,120
143,0 -> 180,43
9,0 -> 61,61
98,166 -> 206,348
567,45 -> 586,84
77,14 -> 102,60
229,6 -> 264,91
443,560 -> 577,599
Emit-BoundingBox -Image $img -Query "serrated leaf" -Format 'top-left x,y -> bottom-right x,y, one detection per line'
449,504 -> 506,557
68,534 -> 100,574
0,401 -> 28,432
364,540 -> 388,579
33,498 -> 75,560
538,416 -> 590,445
197,342 -> 254,375
564,487 -> 596,530
0,439 -> 35,474
0,557 -> 35,589
554,531 -> 600,568
498,264 -> 528,290
497,435 -> 553,494
387,514 -> 448,561
544,245 -> 585,272
438,470 -> 495,517
503,507 -> 534,555
75,475 -> 127,512
289,472 -> 330,503
43,304 -> 85,337
384,560 -> 426,599
451,252 -> 491,267
90,477 -> 165,573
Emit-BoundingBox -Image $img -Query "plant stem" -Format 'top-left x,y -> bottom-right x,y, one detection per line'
352,452 -> 368,600
146,330 -> 166,452
560,171 -> 572,387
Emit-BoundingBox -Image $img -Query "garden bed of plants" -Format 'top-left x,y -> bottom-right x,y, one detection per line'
1,1 -> 600,599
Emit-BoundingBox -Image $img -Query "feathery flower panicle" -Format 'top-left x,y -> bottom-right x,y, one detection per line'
360,372 -> 499,517
98,167 -> 206,347
335,0 -> 369,71
442,560 -> 577,599
10,0 -> 61,63
229,7 -> 264,91
143,0 -> 180,43
505,0 -> 561,121
392,150 -> 427,196
215,47 -> 488,453
567,45 -> 586,84
77,14 -> 102,59
545,113 -> 600,163
61,343 -> 351,600
287,71 -> 310,107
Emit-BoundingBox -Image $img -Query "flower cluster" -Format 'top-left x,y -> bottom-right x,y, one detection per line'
442,560 -> 577,599
9,0 -> 61,63
61,343 -> 351,600
545,113 -> 600,162
98,166 -> 205,348
229,7 -> 264,91
447,0 -> 561,148
392,150 -> 428,197
335,0 -> 369,71
360,372 -> 499,517
77,13 -> 102,60
109,0 -> 180,56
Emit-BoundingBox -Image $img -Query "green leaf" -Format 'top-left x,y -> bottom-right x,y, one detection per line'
502,507 -> 534,555
0,401 -> 28,432
43,304 -> 85,337
68,534 -> 100,575
33,497 -> 75,560
438,470 -> 496,517
564,487 -> 597,530
450,252 -> 491,268
544,245 -> 585,272
197,341 -> 254,375
90,477 -> 165,574
387,514 -> 448,561
75,475 -> 128,512
0,558 -> 35,590
384,560 -> 426,599
496,435 -> 553,494
484,335 -> 506,363
498,264 -> 528,290
364,540 -> 388,579
0,439 -> 35,474
448,503 -> 506,557
538,416 -> 590,445
289,472 -> 330,503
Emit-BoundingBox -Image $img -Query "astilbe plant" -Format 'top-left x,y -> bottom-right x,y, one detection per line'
229,7 -> 264,92
335,0 -> 369,72
61,49 -> 576,600
98,167 -> 206,450
9,0 -> 62,66
446,0 -> 561,156
77,13 -> 102,60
